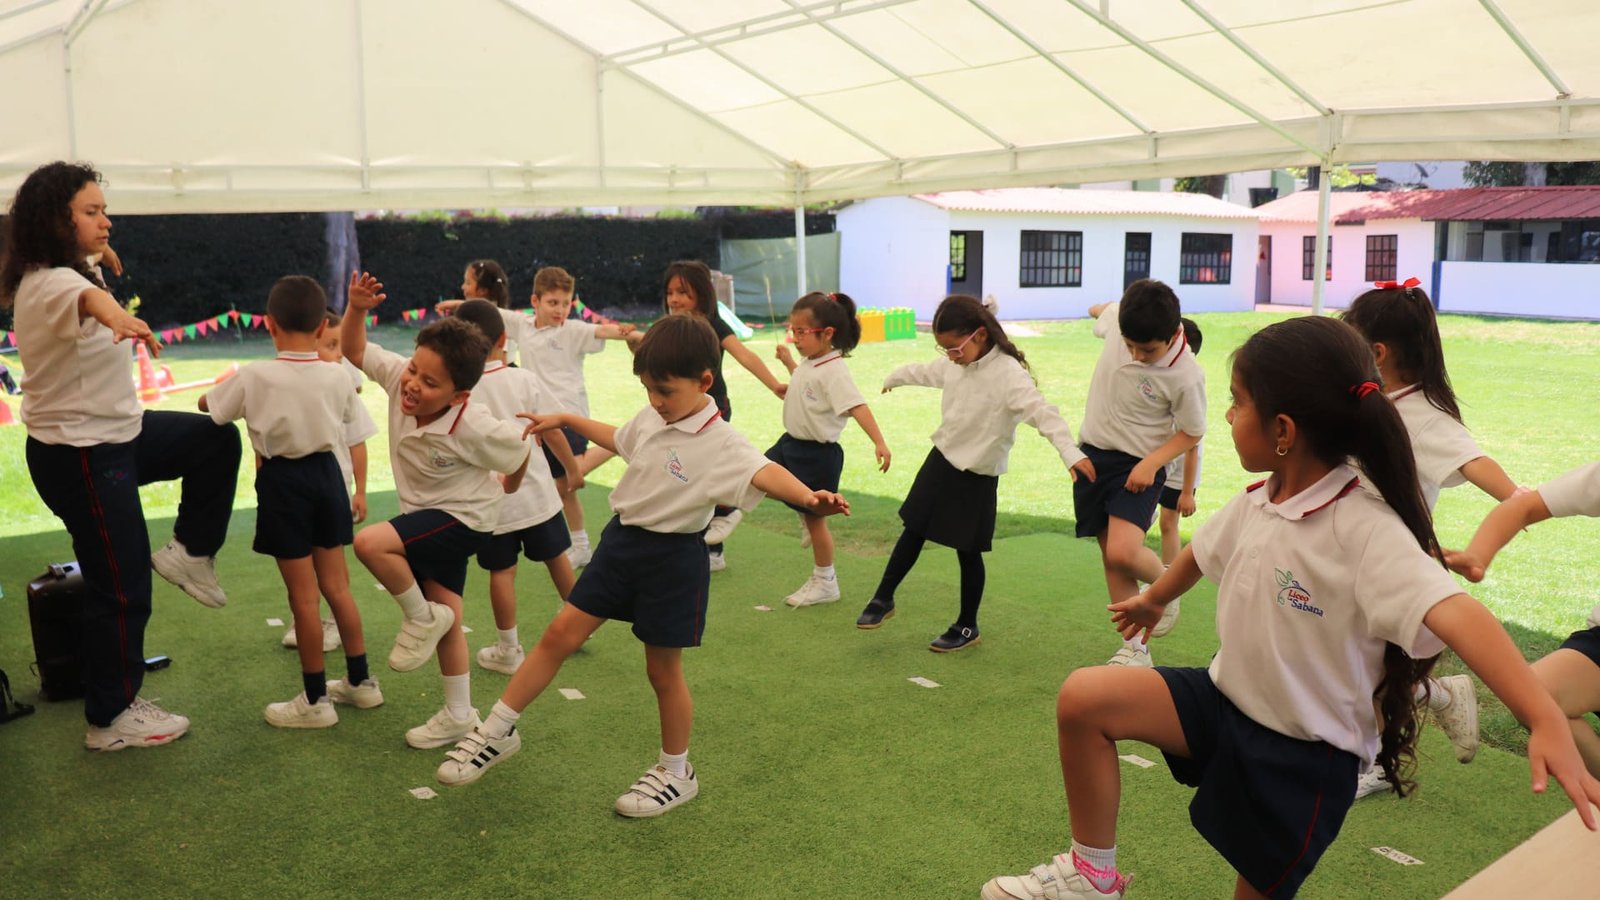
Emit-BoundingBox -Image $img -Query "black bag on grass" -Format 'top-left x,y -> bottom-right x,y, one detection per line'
27,562 -> 88,701
0,668 -> 34,723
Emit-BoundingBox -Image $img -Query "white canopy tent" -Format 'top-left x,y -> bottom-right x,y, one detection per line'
5,0 -> 1600,308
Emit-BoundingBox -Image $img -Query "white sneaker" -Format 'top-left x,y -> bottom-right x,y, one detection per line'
784,575 -> 841,608
476,642 -> 525,675
567,544 -> 592,570
1150,599 -> 1180,639
703,509 -> 743,545
326,677 -> 384,709
1353,766 -> 1390,800
982,853 -> 1131,900
1105,645 -> 1152,668
614,763 -> 699,818
437,724 -> 522,786
151,540 -> 226,608
85,697 -> 190,751
264,692 -> 338,729
1432,673 -> 1480,763
707,552 -> 727,573
406,705 -> 481,750
388,602 -> 456,673
282,618 -> 343,652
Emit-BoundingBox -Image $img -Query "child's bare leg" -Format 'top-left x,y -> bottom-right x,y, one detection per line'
353,522 -> 417,595
278,556 -> 325,676
500,603 -> 606,712
1096,531 -> 1140,606
1234,875 -> 1269,900
1158,506 -> 1182,567
1102,516 -> 1164,590
425,582 -> 468,677
1056,666 -> 1189,848
1533,649 -> 1600,776
807,514 -> 834,568
315,546 -> 364,656
645,645 -> 692,755
488,567 -> 518,631
559,485 -> 585,534
542,554 -> 577,603
579,446 -> 615,477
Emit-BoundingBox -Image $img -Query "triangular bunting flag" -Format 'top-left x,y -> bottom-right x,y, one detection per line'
184,325 -> 198,339
367,315 -> 377,327
228,310 -> 240,321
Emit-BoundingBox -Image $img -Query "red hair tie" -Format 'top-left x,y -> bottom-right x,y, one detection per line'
1349,381 -> 1380,400
1373,277 -> 1421,291
827,292 -> 838,302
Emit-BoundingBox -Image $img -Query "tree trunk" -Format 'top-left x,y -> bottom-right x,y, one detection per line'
1524,162 -> 1547,186
323,212 -> 361,312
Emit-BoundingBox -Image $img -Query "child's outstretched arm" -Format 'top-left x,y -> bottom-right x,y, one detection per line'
1127,430 -> 1200,492
1445,489 -> 1552,582
1459,455 -> 1520,502
1110,545 -> 1203,642
722,335 -> 786,398
594,322 -> 636,341
520,412 -> 618,455
341,271 -> 387,370
1426,594 -> 1600,828
751,463 -> 849,518
500,448 -> 532,495
847,403 -> 892,473
1004,374 -> 1094,483
881,359 -> 948,393
1086,302 -> 1110,319
541,426 -> 582,493
350,441 -> 369,523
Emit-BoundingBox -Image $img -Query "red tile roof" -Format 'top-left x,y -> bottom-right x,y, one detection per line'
1255,187 -> 1600,224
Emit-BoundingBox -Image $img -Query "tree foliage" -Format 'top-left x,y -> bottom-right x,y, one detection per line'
1463,161 -> 1600,187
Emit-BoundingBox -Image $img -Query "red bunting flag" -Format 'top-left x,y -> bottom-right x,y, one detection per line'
228,310 -> 240,321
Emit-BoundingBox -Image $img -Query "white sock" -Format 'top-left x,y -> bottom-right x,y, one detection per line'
570,530 -> 588,551
1419,678 -> 1451,710
392,583 -> 431,622
813,565 -> 836,581
442,674 -> 472,722
1069,841 -> 1119,892
659,748 -> 689,779
497,627 -> 519,649
485,700 -> 521,738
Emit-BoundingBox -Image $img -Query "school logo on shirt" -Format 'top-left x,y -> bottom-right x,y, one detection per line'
665,450 -> 688,483
427,448 -> 456,470
804,385 -> 818,402
1275,568 -> 1324,617
1137,375 -> 1157,400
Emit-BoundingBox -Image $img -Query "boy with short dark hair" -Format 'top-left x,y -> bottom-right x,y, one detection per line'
341,272 -> 533,750
200,275 -> 377,727
433,315 -> 848,818
1080,280 -> 1206,668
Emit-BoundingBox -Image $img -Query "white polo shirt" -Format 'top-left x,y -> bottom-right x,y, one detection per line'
469,360 -> 563,533
333,398 -> 380,492
1538,461 -> 1600,629
783,351 -> 867,443
1080,301 -> 1207,459
883,350 -> 1086,476
501,311 -> 606,416
608,401 -> 770,533
1190,464 -> 1464,765
14,266 -> 142,446
341,357 -> 365,394
205,352 -> 364,459
362,344 -> 531,533
1388,385 -> 1484,510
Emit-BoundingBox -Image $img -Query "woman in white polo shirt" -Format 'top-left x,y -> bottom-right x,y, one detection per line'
1,162 -> 241,752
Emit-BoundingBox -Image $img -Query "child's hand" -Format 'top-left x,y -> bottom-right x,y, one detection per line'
772,383 -> 788,399
1178,490 -> 1197,517
775,344 -> 795,366
1443,548 -> 1487,583
1124,460 -> 1158,492
434,299 -> 463,316
1525,720 -> 1600,830
1109,590 -> 1165,644
110,309 -> 160,357
518,412 -> 564,439
802,491 -> 850,518
617,323 -> 637,337
100,245 -> 124,276
1070,458 -> 1096,483
347,272 -> 387,311
566,472 -> 584,493
874,442 -> 891,473
351,492 -> 367,524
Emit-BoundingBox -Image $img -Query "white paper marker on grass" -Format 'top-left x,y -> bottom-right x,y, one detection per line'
559,688 -> 585,700
1371,847 -> 1424,866
265,618 -> 284,627
409,787 -> 437,800
907,676 -> 940,689
1118,754 -> 1156,768
753,605 -> 773,612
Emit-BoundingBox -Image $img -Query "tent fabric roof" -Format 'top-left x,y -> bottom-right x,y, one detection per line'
916,187 -> 1258,219
6,0 -> 1600,212
1256,186 -> 1600,223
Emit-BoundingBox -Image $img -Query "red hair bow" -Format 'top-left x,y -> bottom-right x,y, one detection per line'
1349,381 -> 1381,400
1373,277 -> 1420,290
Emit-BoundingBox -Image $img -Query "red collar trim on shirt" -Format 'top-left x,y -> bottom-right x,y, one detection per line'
274,352 -> 322,362
695,411 -> 720,433
1245,478 -> 1268,493
482,361 -> 508,376
1389,384 -> 1422,402
447,400 -> 469,434
811,351 -> 843,367
1300,477 -> 1361,518
669,401 -> 724,435
1163,327 -> 1189,368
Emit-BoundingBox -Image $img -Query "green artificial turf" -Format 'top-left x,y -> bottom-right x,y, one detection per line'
1,312 -> 1598,898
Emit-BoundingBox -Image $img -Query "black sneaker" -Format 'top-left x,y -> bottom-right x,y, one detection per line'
929,625 -> 981,653
855,598 -> 895,629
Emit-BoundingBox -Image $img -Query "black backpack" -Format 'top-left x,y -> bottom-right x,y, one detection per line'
0,667 -> 34,724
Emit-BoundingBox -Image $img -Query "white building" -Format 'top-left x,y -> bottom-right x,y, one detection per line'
837,188 -> 1260,320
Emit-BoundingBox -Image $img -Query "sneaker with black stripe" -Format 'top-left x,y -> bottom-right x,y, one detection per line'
614,763 -> 698,818
436,724 -> 521,786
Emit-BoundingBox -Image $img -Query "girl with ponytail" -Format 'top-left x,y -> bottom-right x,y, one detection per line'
858,294 -> 1093,652
983,316 -> 1600,900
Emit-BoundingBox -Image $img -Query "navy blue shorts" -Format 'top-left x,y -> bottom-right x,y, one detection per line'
1158,483 -> 1195,512
1072,443 -> 1166,539
541,426 -> 590,479
765,433 -> 843,515
477,509 -> 571,570
253,452 -> 352,559
1157,667 -> 1358,898
1559,626 -> 1600,714
566,516 -> 709,648
390,509 -> 492,596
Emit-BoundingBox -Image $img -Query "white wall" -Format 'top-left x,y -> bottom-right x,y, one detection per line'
947,211 -> 1257,317
1438,262 -> 1600,319
1259,219 -> 1434,308
836,196 -> 950,319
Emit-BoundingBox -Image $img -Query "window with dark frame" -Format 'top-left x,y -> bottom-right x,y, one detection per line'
1302,235 -> 1332,280
1019,230 -> 1083,287
1179,233 -> 1232,284
949,232 -> 967,281
1364,234 -> 1398,281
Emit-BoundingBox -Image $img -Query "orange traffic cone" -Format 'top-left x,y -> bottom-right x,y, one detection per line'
0,400 -> 14,426
135,342 -> 164,403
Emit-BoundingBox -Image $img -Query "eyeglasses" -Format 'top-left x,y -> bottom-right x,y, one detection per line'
787,326 -> 828,336
934,331 -> 979,359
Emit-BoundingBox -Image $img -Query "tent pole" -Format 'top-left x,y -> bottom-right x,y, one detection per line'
1312,163 -> 1331,316
795,203 -> 808,298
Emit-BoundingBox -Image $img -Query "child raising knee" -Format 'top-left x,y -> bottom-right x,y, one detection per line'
982,316 -> 1600,900
200,277 -> 377,727
1080,281 -> 1206,668
450,300 -> 580,674
341,273 -> 533,750
769,291 -> 890,607
433,315 -> 848,819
